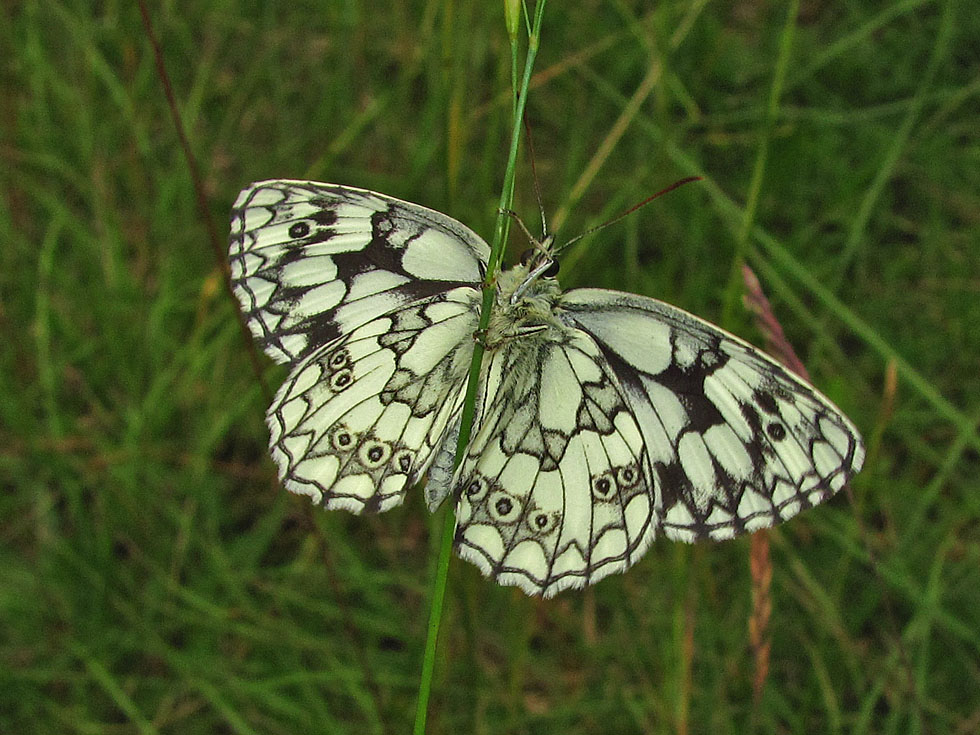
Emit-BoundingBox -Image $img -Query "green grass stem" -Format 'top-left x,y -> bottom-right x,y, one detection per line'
413,4 -> 547,733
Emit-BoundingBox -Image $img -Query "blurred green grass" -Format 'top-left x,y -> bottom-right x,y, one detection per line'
3,0 -> 980,733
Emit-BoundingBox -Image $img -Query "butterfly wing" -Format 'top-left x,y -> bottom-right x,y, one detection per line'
267,287 -> 481,513
229,180 -> 490,364
452,328 -> 658,597
559,288 -> 865,542
229,180 -> 490,512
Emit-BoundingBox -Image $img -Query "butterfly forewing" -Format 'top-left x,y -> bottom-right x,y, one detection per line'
229,180 -> 490,364
559,288 -> 865,542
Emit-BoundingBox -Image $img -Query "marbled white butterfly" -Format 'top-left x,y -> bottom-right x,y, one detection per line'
229,180 -> 864,597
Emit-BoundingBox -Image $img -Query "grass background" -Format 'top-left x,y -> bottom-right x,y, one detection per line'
3,0 -> 980,732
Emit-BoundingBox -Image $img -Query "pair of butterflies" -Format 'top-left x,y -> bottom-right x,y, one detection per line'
229,180 -> 864,597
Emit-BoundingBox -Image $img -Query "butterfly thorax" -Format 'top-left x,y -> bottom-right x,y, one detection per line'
484,263 -> 564,348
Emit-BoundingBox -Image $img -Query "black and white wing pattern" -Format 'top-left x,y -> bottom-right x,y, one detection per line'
452,329 -> 657,597
267,288 -> 480,512
229,180 -> 489,364
230,179 -> 865,597
560,289 -> 865,543
448,286 -> 864,597
231,181 -> 486,511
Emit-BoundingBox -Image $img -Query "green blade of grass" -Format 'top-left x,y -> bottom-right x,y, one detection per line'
412,4 -> 548,733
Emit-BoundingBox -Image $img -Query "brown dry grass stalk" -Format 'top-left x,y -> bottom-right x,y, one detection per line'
740,263 -> 812,707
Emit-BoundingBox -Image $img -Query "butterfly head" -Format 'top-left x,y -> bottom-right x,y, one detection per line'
500,208 -> 560,286
504,232 -> 559,304
519,237 -> 560,279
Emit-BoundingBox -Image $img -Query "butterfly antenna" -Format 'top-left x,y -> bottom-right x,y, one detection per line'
553,176 -> 703,255
499,207 -> 542,249
522,114 -> 549,240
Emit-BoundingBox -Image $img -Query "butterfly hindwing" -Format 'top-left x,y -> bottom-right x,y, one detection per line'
559,288 -> 865,542
267,288 -> 481,513
230,180 -> 490,364
452,328 -> 658,597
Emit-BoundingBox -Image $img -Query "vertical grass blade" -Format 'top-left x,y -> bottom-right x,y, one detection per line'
412,3 -> 548,733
